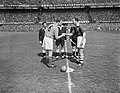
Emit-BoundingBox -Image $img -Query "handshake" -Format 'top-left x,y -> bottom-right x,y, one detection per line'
61,33 -> 72,37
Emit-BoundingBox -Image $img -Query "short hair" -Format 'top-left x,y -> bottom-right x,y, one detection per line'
42,21 -> 46,25
73,17 -> 79,22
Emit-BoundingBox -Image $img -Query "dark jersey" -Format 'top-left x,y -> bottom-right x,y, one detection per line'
70,26 -> 77,41
39,28 -> 45,43
58,26 -> 66,40
70,26 -> 84,41
76,26 -> 84,36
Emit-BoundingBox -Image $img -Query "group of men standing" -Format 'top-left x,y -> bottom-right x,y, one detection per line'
39,18 -> 86,68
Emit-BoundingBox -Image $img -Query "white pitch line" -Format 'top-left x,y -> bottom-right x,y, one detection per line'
66,58 -> 72,93
65,40 -> 72,93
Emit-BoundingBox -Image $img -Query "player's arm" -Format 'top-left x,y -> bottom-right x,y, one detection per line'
54,26 -> 65,39
67,27 -> 76,44
65,29 -> 75,36
67,27 -> 75,41
66,27 -> 74,36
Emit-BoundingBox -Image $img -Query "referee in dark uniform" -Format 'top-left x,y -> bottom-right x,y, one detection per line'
55,20 -> 67,58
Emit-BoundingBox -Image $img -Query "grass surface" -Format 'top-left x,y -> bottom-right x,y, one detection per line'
0,31 -> 120,93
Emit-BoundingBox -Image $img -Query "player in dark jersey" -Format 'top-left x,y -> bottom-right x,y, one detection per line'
68,18 -> 86,66
55,20 -> 67,58
69,24 -> 78,57
39,22 -> 47,57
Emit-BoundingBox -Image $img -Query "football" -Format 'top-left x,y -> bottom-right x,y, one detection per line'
60,66 -> 67,72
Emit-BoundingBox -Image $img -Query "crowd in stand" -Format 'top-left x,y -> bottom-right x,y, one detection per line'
0,9 -> 88,22
0,0 -> 120,5
41,9 -> 88,22
90,8 -> 120,22
0,10 -> 38,22
0,8 -> 120,22
0,7 -> 120,32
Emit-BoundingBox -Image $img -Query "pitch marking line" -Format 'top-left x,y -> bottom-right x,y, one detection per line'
65,40 -> 74,93
66,58 -> 73,93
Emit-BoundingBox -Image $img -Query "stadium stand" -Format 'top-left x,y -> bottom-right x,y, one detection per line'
0,9 -> 38,22
0,0 -> 120,32
0,8 -> 120,22
90,8 -> 120,22
41,9 -> 88,22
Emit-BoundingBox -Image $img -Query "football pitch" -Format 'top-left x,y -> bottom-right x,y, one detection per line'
0,31 -> 120,93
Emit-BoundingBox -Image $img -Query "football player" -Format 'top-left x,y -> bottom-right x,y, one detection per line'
68,18 -> 86,66
42,19 -> 65,68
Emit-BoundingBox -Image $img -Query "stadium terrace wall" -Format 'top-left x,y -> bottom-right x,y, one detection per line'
0,22 -> 120,32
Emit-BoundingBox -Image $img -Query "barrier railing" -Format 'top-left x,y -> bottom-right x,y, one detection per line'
0,21 -> 120,25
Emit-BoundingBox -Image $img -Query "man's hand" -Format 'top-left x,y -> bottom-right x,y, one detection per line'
80,38 -> 84,46
80,43 -> 83,46
61,33 -> 66,37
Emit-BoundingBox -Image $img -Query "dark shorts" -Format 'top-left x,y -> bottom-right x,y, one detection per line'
55,39 -> 65,47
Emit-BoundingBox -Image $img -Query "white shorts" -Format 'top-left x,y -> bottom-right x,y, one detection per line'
77,36 -> 86,49
42,36 -> 53,50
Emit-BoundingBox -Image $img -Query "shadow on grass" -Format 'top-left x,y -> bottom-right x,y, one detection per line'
40,57 -> 49,66
37,52 -> 45,57
37,52 -> 60,57
68,57 -> 78,64
37,53 -> 48,66
65,52 -> 78,64
38,52 -> 77,64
